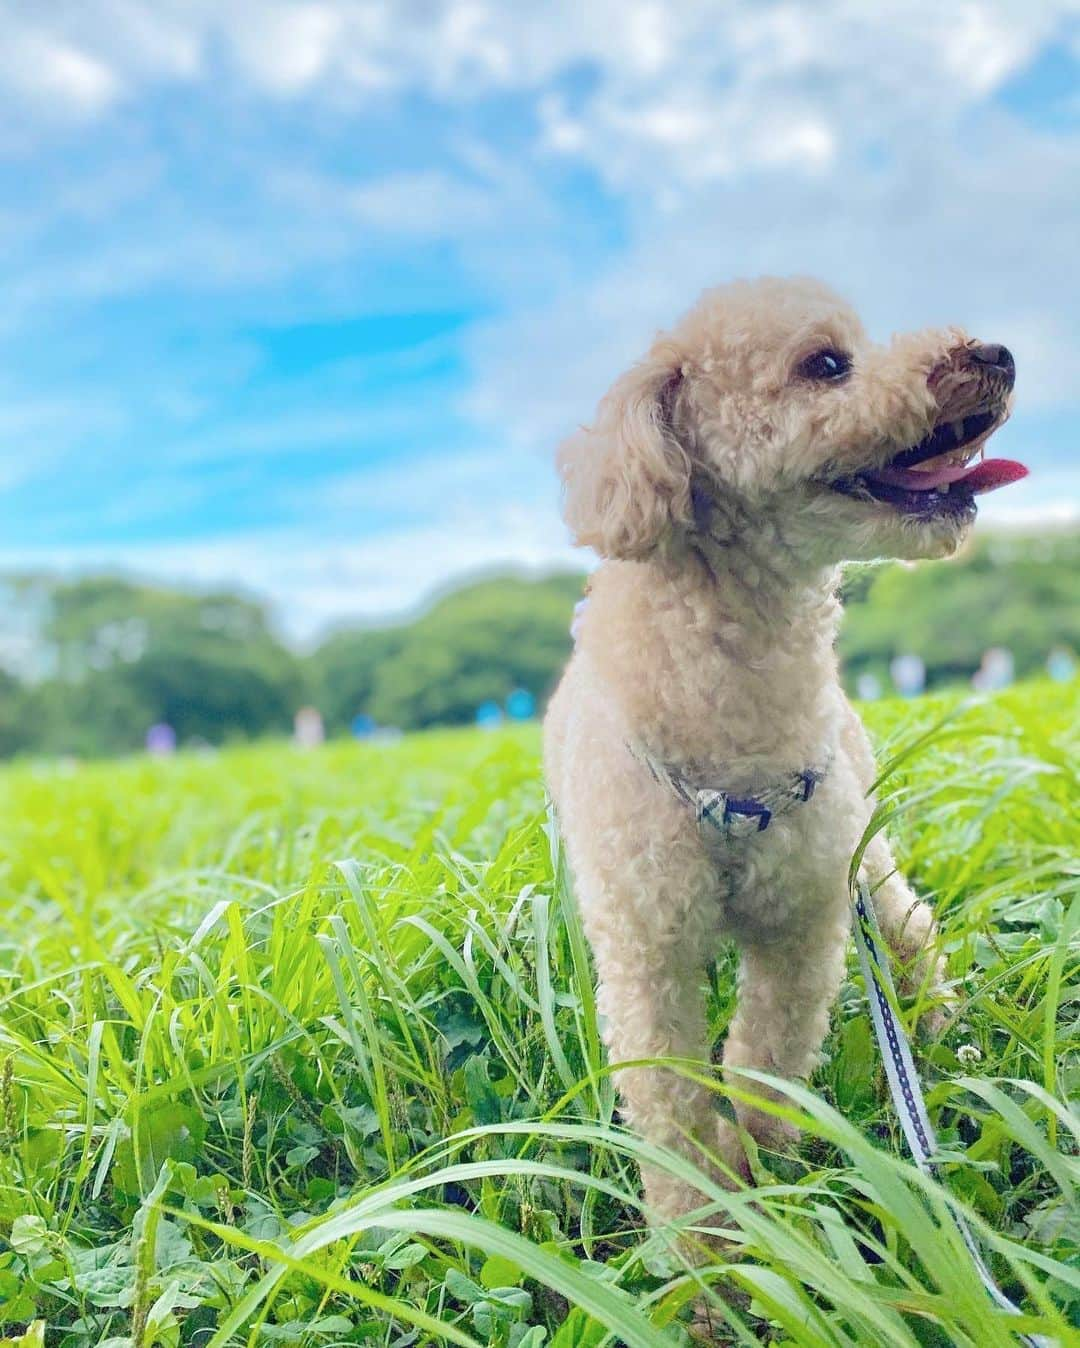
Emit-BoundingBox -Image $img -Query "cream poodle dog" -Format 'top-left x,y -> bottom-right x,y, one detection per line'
544,277 -> 1024,1231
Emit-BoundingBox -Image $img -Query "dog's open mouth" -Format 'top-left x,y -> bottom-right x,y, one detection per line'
830,408 -> 1028,517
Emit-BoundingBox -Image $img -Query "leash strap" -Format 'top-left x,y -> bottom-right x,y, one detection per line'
852,881 -> 1050,1346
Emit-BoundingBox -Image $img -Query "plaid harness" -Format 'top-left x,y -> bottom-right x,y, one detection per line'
628,742 -> 832,842
576,596 -> 831,838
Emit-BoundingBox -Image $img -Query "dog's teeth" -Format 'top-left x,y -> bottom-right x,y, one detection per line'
950,420 -> 965,442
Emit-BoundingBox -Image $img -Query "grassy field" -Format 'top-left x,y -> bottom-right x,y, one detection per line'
0,682 -> 1077,1347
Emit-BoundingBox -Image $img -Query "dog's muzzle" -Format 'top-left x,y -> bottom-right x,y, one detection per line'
827,340 -> 1025,518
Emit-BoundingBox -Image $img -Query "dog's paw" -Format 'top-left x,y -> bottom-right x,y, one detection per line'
714,1118 -> 752,1185
686,1301 -> 728,1344
915,986 -> 956,1040
895,944 -> 955,1039
686,1280 -> 751,1344
729,1104 -> 800,1160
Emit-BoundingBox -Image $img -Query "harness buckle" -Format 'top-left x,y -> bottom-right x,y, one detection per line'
696,791 -> 773,839
724,797 -> 772,837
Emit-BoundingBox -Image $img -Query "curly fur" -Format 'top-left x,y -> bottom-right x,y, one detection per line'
544,276 -> 1009,1235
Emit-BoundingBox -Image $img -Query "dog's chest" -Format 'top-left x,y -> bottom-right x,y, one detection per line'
630,626 -> 842,778
705,767 -> 869,937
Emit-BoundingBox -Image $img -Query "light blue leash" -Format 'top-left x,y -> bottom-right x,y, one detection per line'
852,880 -> 1051,1347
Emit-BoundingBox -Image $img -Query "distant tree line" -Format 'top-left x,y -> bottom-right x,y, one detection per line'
0,577 -> 304,758
0,530 -> 1074,759
838,530 -> 1078,690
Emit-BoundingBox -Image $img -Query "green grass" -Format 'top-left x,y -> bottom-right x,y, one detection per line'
0,682 -> 1077,1346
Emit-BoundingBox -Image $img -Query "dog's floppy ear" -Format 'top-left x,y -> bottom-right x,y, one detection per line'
558,344 -> 692,560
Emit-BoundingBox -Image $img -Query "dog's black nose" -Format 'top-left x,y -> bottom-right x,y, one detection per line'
971,343 -> 1015,385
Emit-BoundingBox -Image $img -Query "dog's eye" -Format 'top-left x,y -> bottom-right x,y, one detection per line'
797,349 -> 851,381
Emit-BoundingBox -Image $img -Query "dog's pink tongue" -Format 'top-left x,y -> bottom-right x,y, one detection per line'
960,458 -> 1028,494
873,457 -> 1028,494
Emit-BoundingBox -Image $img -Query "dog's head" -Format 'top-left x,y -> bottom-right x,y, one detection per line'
559,277 -> 1025,566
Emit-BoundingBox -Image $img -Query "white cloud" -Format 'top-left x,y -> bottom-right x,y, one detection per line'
0,394 -> 128,489
2,3 -> 1069,130
465,111 -> 1080,454
346,171 -> 497,236
978,466 -> 1080,526
35,41 -> 119,111
941,2 -> 1038,93
227,3 -> 346,95
304,431 -> 559,516
1,29 -> 119,117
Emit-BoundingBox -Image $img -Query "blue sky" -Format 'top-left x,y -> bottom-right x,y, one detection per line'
0,2 -> 1077,639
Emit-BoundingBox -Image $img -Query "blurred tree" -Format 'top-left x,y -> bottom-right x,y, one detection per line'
312,626 -> 408,732
22,578 -> 304,755
0,669 -> 33,758
310,574 -> 583,731
839,532 -> 1080,692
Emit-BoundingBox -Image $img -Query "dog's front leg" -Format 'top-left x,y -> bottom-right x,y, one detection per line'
574,845 -> 744,1237
597,947 -> 745,1224
722,902 -> 851,1151
840,703 -> 949,1028
860,831 -> 950,1032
